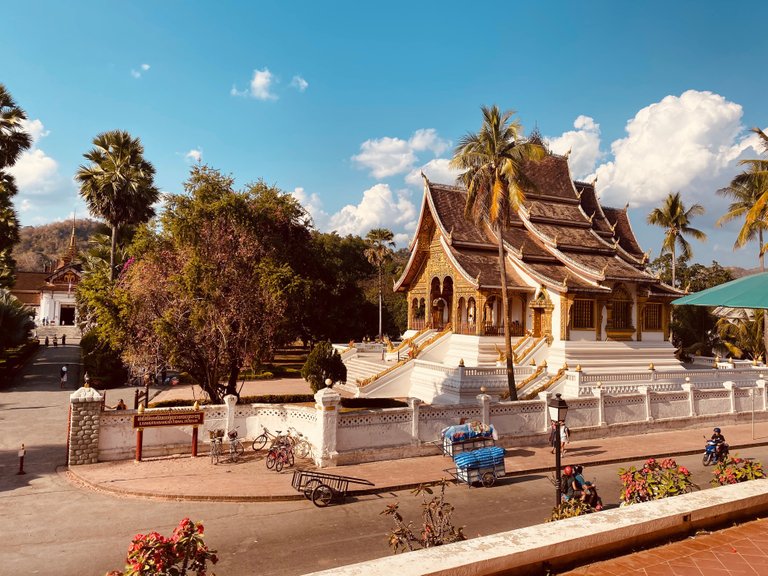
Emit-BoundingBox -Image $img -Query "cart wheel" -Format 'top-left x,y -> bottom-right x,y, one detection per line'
311,484 -> 334,507
303,479 -> 321,500
481,472 -> 496,488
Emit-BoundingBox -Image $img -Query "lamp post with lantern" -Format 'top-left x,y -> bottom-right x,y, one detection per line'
547,393 -> 569,506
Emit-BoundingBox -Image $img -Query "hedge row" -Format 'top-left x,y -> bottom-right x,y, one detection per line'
149,394 -> 408,409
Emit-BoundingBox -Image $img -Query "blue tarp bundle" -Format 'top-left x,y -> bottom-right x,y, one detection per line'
453,446 -> 504,469
442,422 -> 495,443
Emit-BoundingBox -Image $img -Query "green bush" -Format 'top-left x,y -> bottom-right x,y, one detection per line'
548,498 -> 593,521
301,341 -> 347,393
149,394 -> 409,409
81,331 -> 128,387
711,456 -> 766,485
619,458 -> 696,505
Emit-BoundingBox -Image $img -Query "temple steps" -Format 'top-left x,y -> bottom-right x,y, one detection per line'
545,340 -> 683,373
345,355 -> 390,385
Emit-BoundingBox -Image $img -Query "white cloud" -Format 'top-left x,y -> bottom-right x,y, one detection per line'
405,158 -> 461,187
185,148 -> 203,163
547,115 -> 603,180
291,183 -> 417,248
232,68 -> 278,100
592,90 -> 753,208
352,129 -> 451,179
290,75 -> 309,92
131,63 -> 151,78
8,119 -> 59,194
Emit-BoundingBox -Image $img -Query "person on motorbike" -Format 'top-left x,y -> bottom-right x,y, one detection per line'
562,465 -> 583,502
711,427 -> 726,459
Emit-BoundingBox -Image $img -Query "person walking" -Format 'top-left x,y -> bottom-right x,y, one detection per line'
60,366 -> 68,389
560,420 -> 570,455
53,335 -> 58,347
61,334 -> 66,346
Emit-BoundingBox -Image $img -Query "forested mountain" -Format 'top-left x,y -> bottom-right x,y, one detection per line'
13,219 -> 103,271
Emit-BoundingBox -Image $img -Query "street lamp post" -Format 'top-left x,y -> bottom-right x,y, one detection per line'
547,392 -> 569,506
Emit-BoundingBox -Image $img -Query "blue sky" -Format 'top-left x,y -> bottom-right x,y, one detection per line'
3,1 -> 768,268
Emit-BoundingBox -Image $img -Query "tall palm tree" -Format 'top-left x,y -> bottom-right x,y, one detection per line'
364,228 -> 395,340
0,85 -> 31,288
716,165 -> 768,271
0,84 -> 31,170
450,105 -> 546,401
76,130 -> 159,280
647,192 -> 707,288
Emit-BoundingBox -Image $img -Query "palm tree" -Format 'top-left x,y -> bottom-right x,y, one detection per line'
76,130 -> 159,280
450,105 -> 546,401
716,165 -> 768,271
0,85 -> 31,288
715,310 -> 765,361
0,84 -> 31,170
646,192 -> 706,288
0,289 -> 34,353
364,228 -> 395,341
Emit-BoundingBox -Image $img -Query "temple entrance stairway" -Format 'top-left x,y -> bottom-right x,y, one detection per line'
35,324 -> 82,344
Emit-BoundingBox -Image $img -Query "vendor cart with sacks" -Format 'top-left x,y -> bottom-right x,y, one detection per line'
440,421 -> 505,488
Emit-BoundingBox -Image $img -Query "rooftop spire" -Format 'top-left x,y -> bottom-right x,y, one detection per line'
64,213 -> 76,264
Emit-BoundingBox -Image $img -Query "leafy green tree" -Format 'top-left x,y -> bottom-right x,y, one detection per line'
300,340 -> 347,393
121,166 -> 310,403
0,85 -> 31,287
668,260 -> 733,361
647,192 -> 706,288
76,130 -> 159,280
450,105 -> 545,401
365,228 -> 395,341
0,289 -> 34,353
717,165 -> 768,271
716,310 -> 765,361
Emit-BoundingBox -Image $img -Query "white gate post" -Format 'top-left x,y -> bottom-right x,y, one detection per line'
724,381 -> 736,414
223,394 -> 238,434
314,387 -> 341,467
476,391 -> 491,427
408,397 -> 422,442
638,385 -> 653,422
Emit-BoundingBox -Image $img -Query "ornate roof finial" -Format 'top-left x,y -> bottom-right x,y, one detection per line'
608,220 -> 617,232
447,227 -> 453,243
562,273 -> 569,287
591,175 -> 598,187
475,272 -> 481,285
588,211 -> 595,224
565,147 -> 572,159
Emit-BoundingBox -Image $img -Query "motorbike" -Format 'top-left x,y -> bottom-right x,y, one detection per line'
703,438 -> 729,465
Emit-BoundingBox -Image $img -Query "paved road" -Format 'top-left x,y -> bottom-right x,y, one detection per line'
4,345 -> 768,576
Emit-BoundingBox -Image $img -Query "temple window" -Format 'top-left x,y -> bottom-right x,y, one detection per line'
571,299 -> 594,330
643,303 -> 663,331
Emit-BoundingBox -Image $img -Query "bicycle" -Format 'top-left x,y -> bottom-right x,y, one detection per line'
252,426 -> 287,451
227,428 -> 245,462
209,429 -> 225,464
287,426 -> 314,459
265,438 -> 295,472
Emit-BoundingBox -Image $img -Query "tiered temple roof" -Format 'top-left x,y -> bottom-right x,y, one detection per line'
395,152 -> 678,298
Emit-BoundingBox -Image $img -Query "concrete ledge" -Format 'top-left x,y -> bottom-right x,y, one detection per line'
303,480 -> 768,576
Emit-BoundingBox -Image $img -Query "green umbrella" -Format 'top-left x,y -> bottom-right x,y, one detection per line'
671,272 -> 768,309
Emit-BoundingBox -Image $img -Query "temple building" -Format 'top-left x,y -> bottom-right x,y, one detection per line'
338,151 -> 684,403
392,151 -> 681,371
11,221 -> 82,326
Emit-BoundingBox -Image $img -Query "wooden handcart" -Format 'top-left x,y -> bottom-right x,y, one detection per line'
291,469 -> 375,507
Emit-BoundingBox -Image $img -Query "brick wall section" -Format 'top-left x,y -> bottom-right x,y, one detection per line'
68,386 -> 103,465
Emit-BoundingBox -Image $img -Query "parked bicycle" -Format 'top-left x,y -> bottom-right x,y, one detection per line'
251,426 -> 288,451
228,427 -> 245,462
287,426 -> 314,459
265,438 -> 295,472
209,429 -> 225,464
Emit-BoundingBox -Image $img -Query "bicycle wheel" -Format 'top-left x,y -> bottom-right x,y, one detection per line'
230,443 -> 239,463
252,434 -> 268,451
266,450 -> 277,469
311,484 -> 334,507
295,440 -> 310,459
235,440 -> 245,458
210,442 -> 220,465
275,453 -> 285,473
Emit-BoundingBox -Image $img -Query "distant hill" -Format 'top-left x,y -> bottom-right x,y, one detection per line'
727,266 -> 762,279
13,219 -> 104,271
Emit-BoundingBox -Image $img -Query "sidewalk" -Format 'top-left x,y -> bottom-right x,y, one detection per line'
66,420 -> 768,501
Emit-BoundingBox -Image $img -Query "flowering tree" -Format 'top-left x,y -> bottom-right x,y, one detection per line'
106,518 -> 217,576
619,458 -> 696,505
711,456 -> 765,486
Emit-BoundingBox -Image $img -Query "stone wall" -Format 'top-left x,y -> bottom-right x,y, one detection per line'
68,386 -> 103,465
